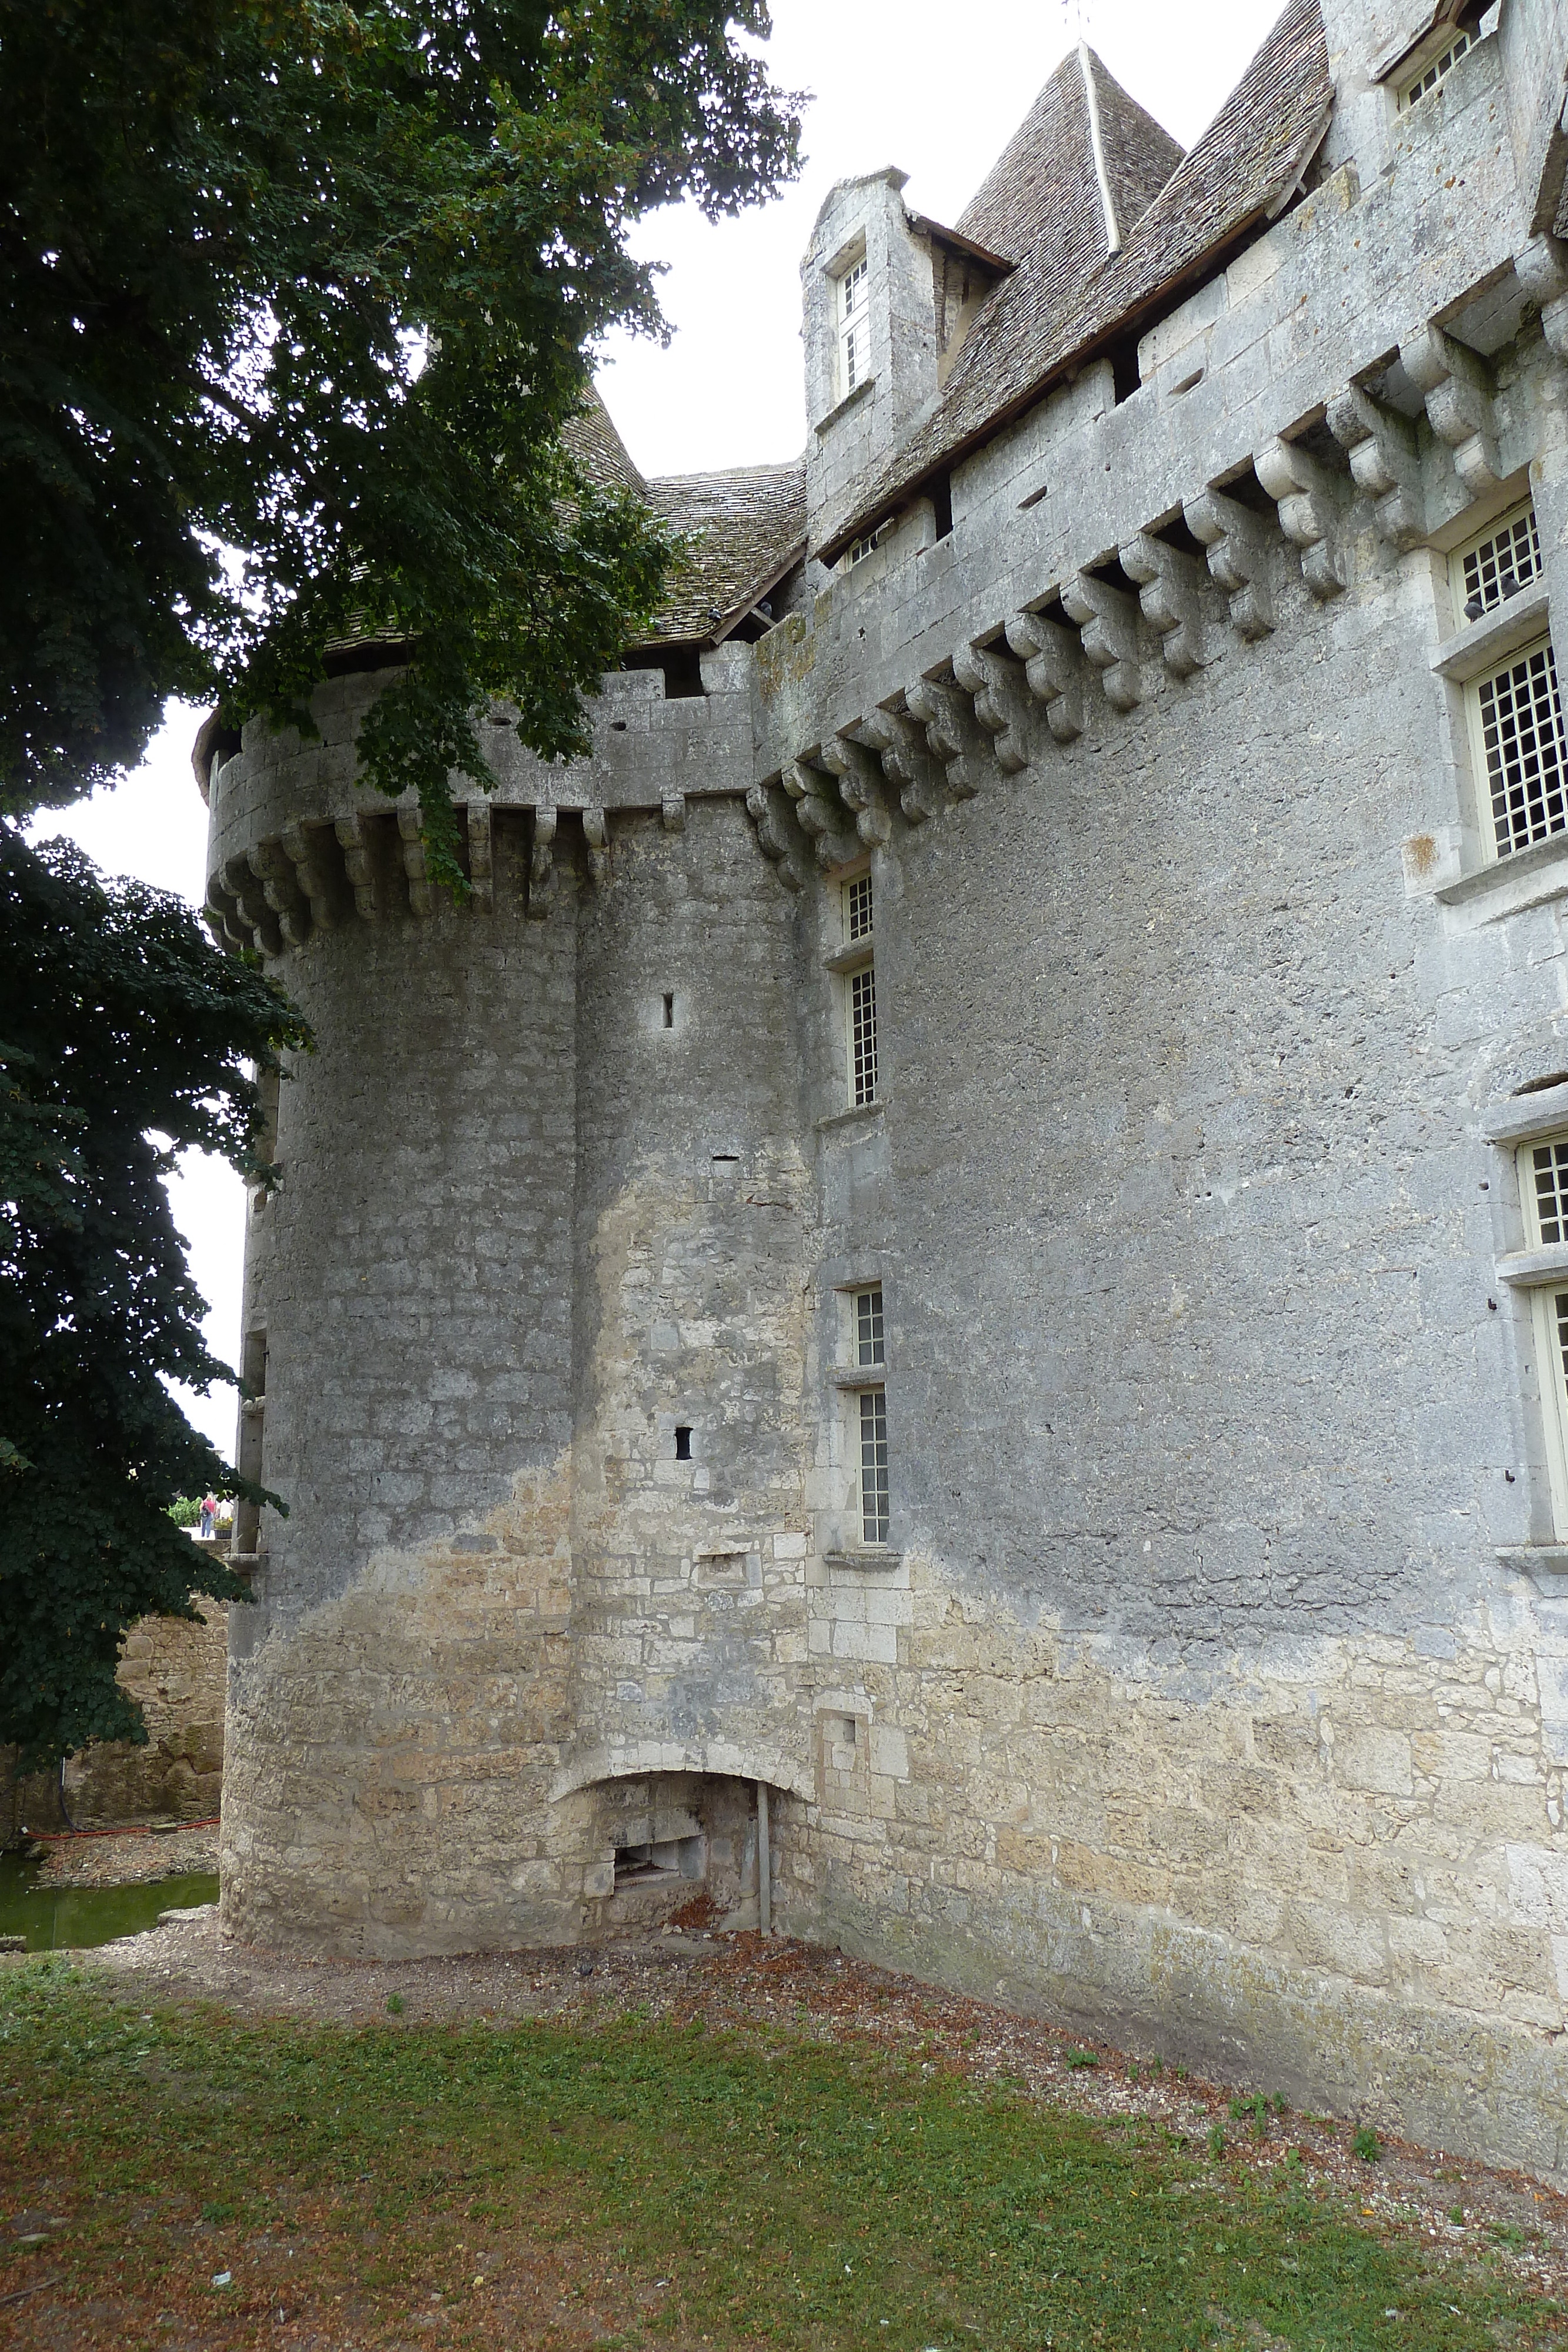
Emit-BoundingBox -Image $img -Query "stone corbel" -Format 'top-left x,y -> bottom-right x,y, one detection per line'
862,706 -> 944,824
1253,436 -> 1346,599
1004,609 -> 1084,742
335,813 -> 380,920
783,756 -> 860,867
527,804 -> 557,919
222,853 -> 282,955
1516,233 -> 1568,364
745,781 -> 807,890
906,676 -> 988,798
247,838 -> 312,948
1182,488 -> 1275,641
820,734 -> 893,847
1119,534 -> 1208,678
1059,572 -> 1142,711
1324,383 -> 1425,549
581,806 -> 610,886
1399,323 -> 1500,497
396,806 -> 432,918
661,790 -> 687,833
281,819 -> 342,931
951,643 -> 1037,773
205,877 -> 252,955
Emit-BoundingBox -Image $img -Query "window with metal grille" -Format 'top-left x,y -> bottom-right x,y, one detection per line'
844,873 -> 873,943
1473,640 -> 1567,857
858,1387 -> 890,1544
855,1286 -> 884,1366
1399,26 -> 1470,105
1455,505 -> 1542,623
838,256 -> 870,397
850,964 -> 878,1104
1534,1141 -> 1568,1244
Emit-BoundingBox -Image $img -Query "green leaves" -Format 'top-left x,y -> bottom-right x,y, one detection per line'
0,826 -> 309,1762
0,0 -> 803,827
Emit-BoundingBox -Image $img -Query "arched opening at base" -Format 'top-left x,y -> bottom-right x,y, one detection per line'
583,1771 -> 771,1938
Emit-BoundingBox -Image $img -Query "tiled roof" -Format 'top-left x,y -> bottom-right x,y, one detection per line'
562,384 -> 648,497
569,387 -> 804,647
631,460 -> 807,645
956,45 -> 1181,266
820,0 -> 1332,560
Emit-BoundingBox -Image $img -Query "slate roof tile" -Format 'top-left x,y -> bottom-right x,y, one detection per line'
631,460 -> 807,645
820,0 -> 1331,560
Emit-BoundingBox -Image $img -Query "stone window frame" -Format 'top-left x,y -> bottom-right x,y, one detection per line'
1485,1085 -> 1568,1572
1425,488 -> 1560,898
821,857 -> 880,1113
823,1275 -> 901,1566
1512,1130 -> 1568,1538
1449,496 -> 1560,869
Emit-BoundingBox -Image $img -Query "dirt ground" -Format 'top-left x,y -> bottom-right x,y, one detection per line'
28,1825 -> 219,1889
45,1908 -> 1568,2308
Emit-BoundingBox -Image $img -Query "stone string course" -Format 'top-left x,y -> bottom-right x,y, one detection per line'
206,0 -> 1568,2185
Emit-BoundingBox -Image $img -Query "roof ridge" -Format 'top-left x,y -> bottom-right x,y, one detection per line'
954,45 -> 1095,264
1080,46 -> 1186,252
647,457 -> 805,488
1077,39 -> 1122,254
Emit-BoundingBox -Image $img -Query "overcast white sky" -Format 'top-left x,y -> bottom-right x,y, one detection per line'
32,0 -> 1284,1464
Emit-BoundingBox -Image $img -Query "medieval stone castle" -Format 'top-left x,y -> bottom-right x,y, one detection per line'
198,0 -> 1568,2181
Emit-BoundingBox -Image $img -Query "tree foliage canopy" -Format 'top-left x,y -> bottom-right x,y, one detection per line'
0,0 -> 800,1760
2,0 -> 802,876
0,828 -> 310,1765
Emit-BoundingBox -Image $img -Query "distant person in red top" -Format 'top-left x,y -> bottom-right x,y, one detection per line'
199,1494 -> 217,1539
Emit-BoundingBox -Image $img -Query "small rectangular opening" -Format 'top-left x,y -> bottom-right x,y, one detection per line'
1109,338 -> 1141,405
675,1425 -> 693,1461
662,992 -> 674,1028
930,473 -> 954,540
614,1834 -> 703,1886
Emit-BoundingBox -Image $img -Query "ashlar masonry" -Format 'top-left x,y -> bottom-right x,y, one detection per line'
201,0 -> 1568,2183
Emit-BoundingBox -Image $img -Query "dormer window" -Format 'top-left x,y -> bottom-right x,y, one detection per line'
838,256 -> 870,398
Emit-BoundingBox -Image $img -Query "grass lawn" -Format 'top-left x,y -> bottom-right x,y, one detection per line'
0,1956 -> 1563,2350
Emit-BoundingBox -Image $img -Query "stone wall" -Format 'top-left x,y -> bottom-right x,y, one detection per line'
205,0 -> 1568,2182
3,1596 -> 228,1836
220,840 -> 583,1953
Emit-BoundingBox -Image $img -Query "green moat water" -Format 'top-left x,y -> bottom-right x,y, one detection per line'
0,1853 -> 219,1950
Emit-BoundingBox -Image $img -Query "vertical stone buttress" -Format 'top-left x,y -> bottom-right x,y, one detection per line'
561,797 -> 813,1930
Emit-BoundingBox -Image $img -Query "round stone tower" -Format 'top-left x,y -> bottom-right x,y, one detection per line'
202,648 -> 815,1955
